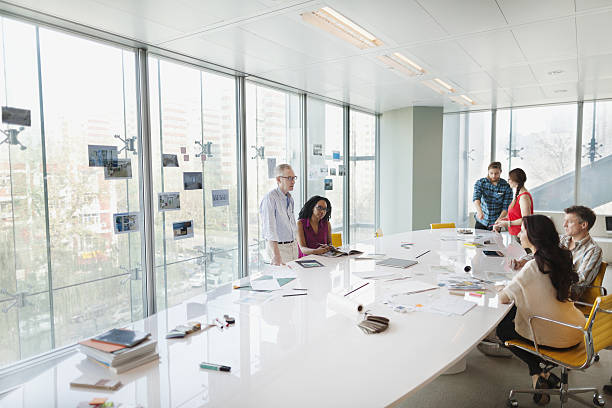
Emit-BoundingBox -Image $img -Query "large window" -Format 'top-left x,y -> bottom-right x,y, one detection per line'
496,104 -> 577,211
148,57 -> 239,310
441,111 -> 491,226
581,101 -> 612,214
245,83 -> 303,272
349,110 -> 376,242
0,17 -> 143,366
307,98 -> 344,233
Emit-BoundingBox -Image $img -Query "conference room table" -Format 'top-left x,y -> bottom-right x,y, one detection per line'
1,228 -> 526,408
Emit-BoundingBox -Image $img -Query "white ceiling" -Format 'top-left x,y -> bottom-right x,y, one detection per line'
3,0 -> 612,113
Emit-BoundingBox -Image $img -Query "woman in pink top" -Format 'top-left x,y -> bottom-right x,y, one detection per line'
296,195 -> 332,257
494,168 -> 533,239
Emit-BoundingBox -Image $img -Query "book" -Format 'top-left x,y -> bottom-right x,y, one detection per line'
79,338 -> 157,366
93,328 -> 150,348
79,339 -> 125,353
375,258 -> 418,269
70,375 -> 122,391
321,247 -> 363,257
89,352 -> 160,374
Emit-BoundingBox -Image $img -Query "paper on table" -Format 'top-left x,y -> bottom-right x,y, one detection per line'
353,269 -> 397,279
428,295 -> 476,316
267,266 -> 298,279
250,277 -> 281,291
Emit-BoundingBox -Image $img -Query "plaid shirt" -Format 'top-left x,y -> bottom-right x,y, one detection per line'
472,177 -> 513,226
559,234 -> 603,286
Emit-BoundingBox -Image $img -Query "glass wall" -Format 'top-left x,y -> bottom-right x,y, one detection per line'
148,57 -> 239,310
581,101 -> 612,214
245,83 -> 303,271
0,17 -> 143,366
349,110 -> 376,242
0,14 -> 378,369
306,97 -> 344,233
496,104 -> 577,211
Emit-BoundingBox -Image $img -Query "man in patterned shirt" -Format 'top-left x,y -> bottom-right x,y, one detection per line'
511,206 -> 603,295
472,161 -> 513,230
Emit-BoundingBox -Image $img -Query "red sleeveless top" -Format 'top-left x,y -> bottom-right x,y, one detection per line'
508,191 -> 533,236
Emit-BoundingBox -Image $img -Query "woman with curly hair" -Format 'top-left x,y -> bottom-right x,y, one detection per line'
496,214 -> 586,405
296,195 -> 332,257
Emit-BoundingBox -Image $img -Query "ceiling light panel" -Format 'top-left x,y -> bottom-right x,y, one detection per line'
301,7 -> 383,49
449,94 -> 476,106
377,53 -> 425,77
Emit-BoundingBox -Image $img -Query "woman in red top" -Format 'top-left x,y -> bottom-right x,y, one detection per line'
494,168 -> 533,239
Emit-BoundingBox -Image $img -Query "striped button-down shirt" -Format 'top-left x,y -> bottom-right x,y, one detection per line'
559,234 -> 603,286
260,187 -> 297,243
473,177 -> 513,226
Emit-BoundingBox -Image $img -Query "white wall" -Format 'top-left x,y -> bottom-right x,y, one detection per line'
380,107 -> 413,234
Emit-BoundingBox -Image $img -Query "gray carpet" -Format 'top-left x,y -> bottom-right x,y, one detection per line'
397,348 -> 612,407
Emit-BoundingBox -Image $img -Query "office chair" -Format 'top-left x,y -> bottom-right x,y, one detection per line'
505,294 -> 612,407
430,222 -> 456,229
577,262 -> 608,315
331,233 -> 342,248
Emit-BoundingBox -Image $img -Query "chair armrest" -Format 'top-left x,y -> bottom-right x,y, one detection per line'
527,315 -> 586,354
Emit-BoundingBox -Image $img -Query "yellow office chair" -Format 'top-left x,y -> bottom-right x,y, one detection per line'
430,222 -> 456,229
577,262 -> 608,315
331,233 -> 342,248
504,294 -> 612,407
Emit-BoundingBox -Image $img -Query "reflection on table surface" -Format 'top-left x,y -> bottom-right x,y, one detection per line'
2,229 -> 522,408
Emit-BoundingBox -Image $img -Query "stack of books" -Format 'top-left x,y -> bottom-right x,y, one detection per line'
78,328 -> 159,374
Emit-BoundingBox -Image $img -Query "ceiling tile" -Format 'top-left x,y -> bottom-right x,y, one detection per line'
504,85 -> 545,104
415,0 -> 507,35
408,41 -> 481,75
179,0 -> 270,22
512,18 -> 577,61
583,77 -> 612,99
579,53 -> 612,80
487,65 -> 537,88
540,82 -> 580,99
496,0 -> 574,24
323,56 -> 408,86
457,30 -> 525,68
576,10 -> 612,56
197,27 -> 316,70
326,0 -> 447,45
447,71 -> 499,92
575,0 -> 612,11
530,59 -> 579,84
240,14 -> 358,62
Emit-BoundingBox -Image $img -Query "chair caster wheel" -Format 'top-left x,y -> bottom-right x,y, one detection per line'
594,354 -> 600,362
507,399 -> 519,408
594,393 -> 605,407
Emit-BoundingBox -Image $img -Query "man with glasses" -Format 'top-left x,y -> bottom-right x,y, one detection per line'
473,161 -> 513,230
260,164 -> 299,265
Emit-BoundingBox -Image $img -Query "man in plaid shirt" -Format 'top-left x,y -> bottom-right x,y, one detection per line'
472,161 -> 513,230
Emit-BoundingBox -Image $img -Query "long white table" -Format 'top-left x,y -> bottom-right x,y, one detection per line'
1,229 -> 523,408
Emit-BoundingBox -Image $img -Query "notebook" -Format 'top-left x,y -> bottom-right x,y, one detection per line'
93,328 -> 150,348
375,258 -> 418,269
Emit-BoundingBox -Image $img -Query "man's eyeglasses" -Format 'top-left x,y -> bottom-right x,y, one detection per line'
315,205 -> 328,212
279,176 -> 298,181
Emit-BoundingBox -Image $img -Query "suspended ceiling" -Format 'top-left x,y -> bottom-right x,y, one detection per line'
2,0 -> 612,113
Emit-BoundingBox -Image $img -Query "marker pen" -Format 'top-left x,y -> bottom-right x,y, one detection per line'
200,362 -> 231,372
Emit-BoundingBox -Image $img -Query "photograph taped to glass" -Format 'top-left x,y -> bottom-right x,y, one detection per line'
173,220 -> 194,240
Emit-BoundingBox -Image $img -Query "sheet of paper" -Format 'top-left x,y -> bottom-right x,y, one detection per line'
353,269 -> 397,279
250,277 -> 281,291
428,295 -> 476,316
234,292 -> 276,305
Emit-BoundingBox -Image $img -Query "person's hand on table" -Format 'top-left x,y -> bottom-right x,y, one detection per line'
271,254 -> 284,266
313,244 -> 331,255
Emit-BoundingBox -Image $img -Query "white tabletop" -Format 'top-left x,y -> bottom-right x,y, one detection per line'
1,229 -> 522,408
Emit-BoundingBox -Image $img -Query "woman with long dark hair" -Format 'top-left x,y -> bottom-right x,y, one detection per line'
493,168 -> 532,240
296,195 -> 332,257
496,214 -> 585,405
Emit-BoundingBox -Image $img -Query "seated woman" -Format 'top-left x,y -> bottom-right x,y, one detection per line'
493,168 -> 533,241
296,195 -> 332,257
496,214 -> 586,405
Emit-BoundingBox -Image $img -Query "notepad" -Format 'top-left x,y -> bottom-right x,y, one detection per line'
376,258 -> 418,269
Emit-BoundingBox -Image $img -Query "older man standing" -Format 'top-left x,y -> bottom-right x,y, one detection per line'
260,164 -> 298,265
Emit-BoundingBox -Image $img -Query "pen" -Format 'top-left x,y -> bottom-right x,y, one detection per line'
344,282 -> 369,297
292,288 -> 308,291
200,362 -> 231,372
283,293 -> 307,297
402,287 -> 438,295
415,250 -> 431,258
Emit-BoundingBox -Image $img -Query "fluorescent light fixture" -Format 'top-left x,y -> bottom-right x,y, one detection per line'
377,53 -> 425,77
301,7 -> 383,49
421,78 -> 456,94
450,94 -> 476,106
